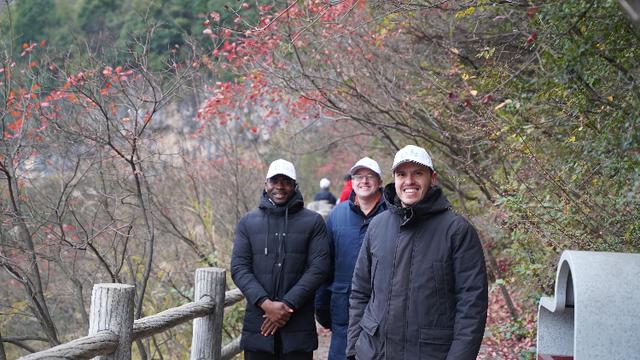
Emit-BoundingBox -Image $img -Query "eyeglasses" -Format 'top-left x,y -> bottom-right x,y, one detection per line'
352,174 -> 377,182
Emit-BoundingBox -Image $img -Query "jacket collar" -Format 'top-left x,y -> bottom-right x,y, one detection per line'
259,188 -> 304,215
348,188 -> 386,218
383,183 -> 450,226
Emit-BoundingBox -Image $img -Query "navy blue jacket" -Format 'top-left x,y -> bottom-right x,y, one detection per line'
231,189 -> 330,354
315,190 -> 387,360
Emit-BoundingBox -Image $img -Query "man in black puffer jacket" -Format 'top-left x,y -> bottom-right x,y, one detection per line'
347,146 -> 488,360
232,159 -> 330,360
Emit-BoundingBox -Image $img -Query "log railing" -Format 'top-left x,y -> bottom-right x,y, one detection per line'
18,268 -> 245,360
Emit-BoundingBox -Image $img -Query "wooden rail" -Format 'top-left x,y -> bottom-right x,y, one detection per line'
19,268 -> 245,360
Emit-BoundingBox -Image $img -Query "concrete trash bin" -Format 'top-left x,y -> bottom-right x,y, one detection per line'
537,250 -> 640,359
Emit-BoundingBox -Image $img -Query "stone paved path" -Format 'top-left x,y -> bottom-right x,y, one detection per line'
312,326 -> 495,359
313,325 -> 331,359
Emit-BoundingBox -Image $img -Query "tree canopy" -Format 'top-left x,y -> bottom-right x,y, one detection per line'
1,0 -> 638,359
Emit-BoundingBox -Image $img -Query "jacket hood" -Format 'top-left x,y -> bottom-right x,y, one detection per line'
383,183 -> 450,225
259,187 -> 305,214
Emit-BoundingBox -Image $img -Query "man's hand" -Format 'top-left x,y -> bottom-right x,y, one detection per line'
259,299 -> 293,335
260,318 -> 280,336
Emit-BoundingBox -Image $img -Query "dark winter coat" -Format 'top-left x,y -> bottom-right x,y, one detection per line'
313,189 -> 337,205
347,184 -> 488,360
315,190 -> 387,360
231,189 -> 330,354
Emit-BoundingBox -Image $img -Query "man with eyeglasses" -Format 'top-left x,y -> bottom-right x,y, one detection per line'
315,157 -> 387,360
346,145 -> 488,360
232,159 -> 330,360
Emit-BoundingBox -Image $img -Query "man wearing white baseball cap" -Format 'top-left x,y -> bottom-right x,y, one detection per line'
232,159 -> 330,360
347,146 -> 488,360
316,156 -> 387,360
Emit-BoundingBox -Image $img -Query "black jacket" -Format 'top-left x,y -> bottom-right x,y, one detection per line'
231,189 -> 330,354
347,184 -> 488,360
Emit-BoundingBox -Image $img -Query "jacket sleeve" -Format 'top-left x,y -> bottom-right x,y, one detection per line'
231,216 -> 269,307
282,214 -> 330,310
446,219 -> 488,360
315,213 -> 335,328
346,227 -> 372,357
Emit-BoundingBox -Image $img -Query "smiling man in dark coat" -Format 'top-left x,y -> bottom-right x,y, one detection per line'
232,159 -> 330,360
347,145 -> 488,360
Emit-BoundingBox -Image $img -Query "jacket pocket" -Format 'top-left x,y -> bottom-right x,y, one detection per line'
419,327 -> 453,344
355,311 -> 381,360
330,282 -> 350,325
370,256 -> 379,303
419,327 -> 453,360
359,311 -> 379,336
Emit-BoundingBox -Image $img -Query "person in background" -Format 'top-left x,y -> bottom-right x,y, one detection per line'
313,177 -> 337,205
232,159 -> 330,360
337,173 -> 353,204
316,157 -> 387,360
347,145 -> 488,360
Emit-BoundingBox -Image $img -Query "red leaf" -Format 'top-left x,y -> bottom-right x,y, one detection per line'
7,118 -> 23,132
526,32 -> 537,45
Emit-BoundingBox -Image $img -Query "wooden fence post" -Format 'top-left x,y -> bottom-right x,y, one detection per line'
191,268 -> 226,360
89,283 -> 135,360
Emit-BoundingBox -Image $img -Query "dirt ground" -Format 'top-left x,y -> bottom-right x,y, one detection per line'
313,325 -> 331,359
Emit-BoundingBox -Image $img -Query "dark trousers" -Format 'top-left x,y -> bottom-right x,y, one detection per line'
244,333 -> 313,360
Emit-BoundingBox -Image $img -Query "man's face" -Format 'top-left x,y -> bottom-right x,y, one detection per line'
265,175 -> 295,205
352,168 -> 382,199
394,162 -> 437,207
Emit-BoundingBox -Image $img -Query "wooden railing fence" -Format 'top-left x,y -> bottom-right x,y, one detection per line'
18,267 -> 245,360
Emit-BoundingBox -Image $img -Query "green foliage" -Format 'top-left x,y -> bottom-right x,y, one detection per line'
0,0 -> 261,69
5,0 -> 61,44
229,0 -> 639,350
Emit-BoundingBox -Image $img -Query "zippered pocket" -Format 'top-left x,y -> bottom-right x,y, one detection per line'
370,256 -> 379,303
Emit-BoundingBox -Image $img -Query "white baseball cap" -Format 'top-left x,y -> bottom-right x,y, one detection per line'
266,159 -> 296,181
391,145 -> 434,172
350,157 -> 381,177
319,178 -> 331,189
